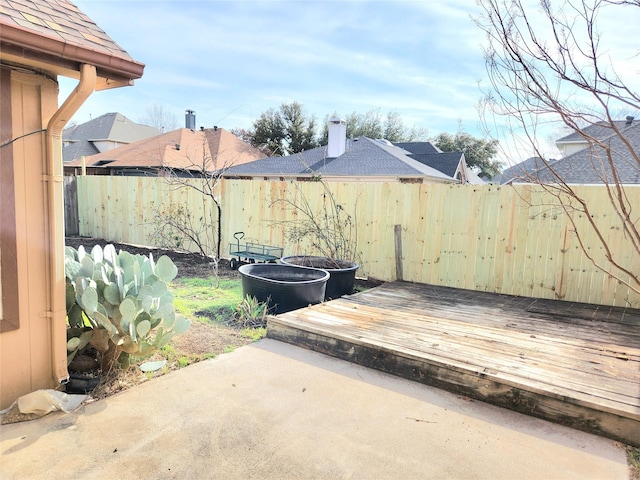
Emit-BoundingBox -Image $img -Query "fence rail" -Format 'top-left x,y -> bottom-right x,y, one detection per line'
73,176 -> 640,308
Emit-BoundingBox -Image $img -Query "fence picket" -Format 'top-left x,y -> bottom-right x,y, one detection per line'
73,176 -> 640,307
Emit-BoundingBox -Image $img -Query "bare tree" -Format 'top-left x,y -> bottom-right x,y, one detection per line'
139,104 -> 178,132
476,0 -> 640,295
147,134 -> 237,282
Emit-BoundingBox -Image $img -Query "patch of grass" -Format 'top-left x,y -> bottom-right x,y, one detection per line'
242,327 -> 267,341
158,277 -> 266,371
171,277 -> 243,323
628,446 -> 640,480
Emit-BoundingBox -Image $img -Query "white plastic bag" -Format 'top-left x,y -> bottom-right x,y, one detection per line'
15,389 -> 87,415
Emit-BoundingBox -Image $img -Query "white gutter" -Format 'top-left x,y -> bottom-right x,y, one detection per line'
44,63 -> 96,385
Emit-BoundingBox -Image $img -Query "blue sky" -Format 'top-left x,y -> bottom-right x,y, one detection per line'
61,1 -> 491,134
61,0 -> 639,162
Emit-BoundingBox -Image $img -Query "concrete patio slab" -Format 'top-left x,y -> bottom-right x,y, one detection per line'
0,339 -> 629,479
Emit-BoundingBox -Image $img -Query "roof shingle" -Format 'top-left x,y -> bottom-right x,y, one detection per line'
69,127 -> 265,172
0,0 -> 144,86
506,122 -> 640,184
540,122 -> 640,184
226,137 -> 460,182
0,0 -> 132,58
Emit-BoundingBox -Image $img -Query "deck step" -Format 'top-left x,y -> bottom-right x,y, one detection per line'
267,282 -> 640,447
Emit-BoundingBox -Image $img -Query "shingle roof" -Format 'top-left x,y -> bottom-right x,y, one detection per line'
68,127 -> 265,172
407,152 -> 464,178
495,156 -> 549,184
539,123 -> 640,184
225,137 -> 457,182
63,112 -> 159,162
393,141 -> 442,155
64,112 -> 159,142
1,0 -> 130,58
509,122 -> 640,184
63,139 -> 100,161
556,120 -> 636,144
0,0 -> 144,87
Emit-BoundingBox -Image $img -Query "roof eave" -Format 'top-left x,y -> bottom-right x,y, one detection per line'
555,139 -> 588,145
222,172 -> 459,183
0,23 -> 144,90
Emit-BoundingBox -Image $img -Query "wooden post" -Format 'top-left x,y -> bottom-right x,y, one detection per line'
394,224 -> 403,281
63,175 -> 79,235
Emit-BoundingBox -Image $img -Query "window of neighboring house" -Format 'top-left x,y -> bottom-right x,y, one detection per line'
0,67 -> 20,332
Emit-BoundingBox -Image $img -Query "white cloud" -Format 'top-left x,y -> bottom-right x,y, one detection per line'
64,0 -> 638,146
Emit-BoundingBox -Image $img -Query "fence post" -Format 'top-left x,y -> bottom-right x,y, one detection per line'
63,175 -> 79,235
394,224 -> 403,281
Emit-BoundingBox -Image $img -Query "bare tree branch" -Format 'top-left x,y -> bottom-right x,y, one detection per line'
476,0 -> 640,295
147,133 -> 243,282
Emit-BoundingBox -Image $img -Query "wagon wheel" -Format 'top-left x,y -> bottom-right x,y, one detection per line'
230,258 -> 238,270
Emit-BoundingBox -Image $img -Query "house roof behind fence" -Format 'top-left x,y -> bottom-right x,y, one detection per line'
506,122 -> 640,184
393,141 -> 442,155
225,136 -> 458,182
69,127 -> 265,172
63,113 -> 160,162
407,152 -> 464,178
538,122 -> 640,184
495,156 -> 549,184
556,120 -> 636,144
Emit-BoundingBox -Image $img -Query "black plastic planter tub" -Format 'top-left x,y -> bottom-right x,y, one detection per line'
280,255 -> 359,300
238,263 -> 330,314
65,374 -> 100,394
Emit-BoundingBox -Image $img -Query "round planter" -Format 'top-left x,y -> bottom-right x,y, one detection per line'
65,373 -> 100,394
238,263 -> 330,314
280,255 -> 359,300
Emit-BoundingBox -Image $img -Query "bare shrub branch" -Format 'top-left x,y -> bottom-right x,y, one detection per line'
476,0 -> 640,295
271,178 -> 361,266
147,134 -> 240,282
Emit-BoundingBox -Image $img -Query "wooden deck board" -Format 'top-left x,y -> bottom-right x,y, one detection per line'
267,281 -> 640,447
275,303 -> 638,412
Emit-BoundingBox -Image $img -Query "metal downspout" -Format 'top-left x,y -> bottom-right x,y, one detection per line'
45,64 -> 96,385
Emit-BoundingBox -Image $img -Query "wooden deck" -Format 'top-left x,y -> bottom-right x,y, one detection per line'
267,282 -> 640,447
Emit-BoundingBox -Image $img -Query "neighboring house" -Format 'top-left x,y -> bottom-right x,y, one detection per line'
555,117 -> 637,157
0,0 -> 143,409
63,112 -> 160,163
225,118 -> 483,184
66,123 -> 265,176
499,119 -> 640,185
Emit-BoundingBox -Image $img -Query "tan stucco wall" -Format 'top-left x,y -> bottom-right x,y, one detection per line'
0,68 -> 60,409
0,247 -> 3,320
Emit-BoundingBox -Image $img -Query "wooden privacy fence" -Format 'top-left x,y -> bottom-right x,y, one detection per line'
74,176 -> 640,308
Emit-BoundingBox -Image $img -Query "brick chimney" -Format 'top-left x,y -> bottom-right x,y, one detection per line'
327,117 -> 346,158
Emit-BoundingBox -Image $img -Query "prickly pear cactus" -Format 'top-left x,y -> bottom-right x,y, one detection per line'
65,244 -> 190,367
